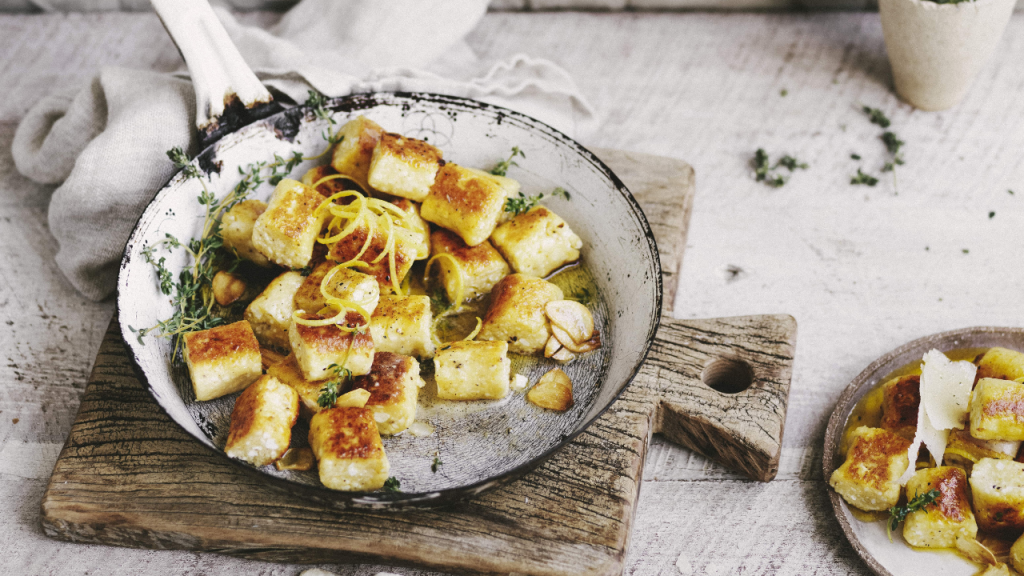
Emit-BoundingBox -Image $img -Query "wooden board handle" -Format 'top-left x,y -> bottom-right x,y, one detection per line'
639,314 -> 797,482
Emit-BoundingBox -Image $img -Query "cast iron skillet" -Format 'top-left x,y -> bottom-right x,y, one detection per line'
117,0 -> 662,509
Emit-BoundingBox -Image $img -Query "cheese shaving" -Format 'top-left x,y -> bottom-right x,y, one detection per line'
899,349 -> 973,484
920,349 -> 976,430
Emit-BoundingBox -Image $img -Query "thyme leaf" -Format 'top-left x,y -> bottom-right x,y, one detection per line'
431,456 -> 442,473
862,106 -> 892,128
752,148 -> 808,188
851,168 -> 879,186
317,363 -> 354,409
382,476 -> 401,492
504,187 -> 571,216
887,489 -> 940,541
491,146 -> 525,177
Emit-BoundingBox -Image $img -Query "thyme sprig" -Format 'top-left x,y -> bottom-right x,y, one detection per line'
134,100 -> 344,351
383,476 -> 401,492
504,187 -> 571,216
752,148 -> 808,188
317,363 -> 354,409
851,168 -> 879,186
887,489 -> 940,540
862,106 -> 891,128
431,456 -> 442,473
491,146 -> 525,177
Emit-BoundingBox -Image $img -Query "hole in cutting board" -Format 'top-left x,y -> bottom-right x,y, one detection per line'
702,358 -> 754,394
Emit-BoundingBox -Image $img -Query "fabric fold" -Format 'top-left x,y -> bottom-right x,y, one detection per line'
12,0 -> 596,301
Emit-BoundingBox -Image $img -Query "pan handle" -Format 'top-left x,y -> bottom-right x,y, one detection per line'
151,0 -> 282,149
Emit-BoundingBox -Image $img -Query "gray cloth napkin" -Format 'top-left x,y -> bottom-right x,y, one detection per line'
12,0 -> 597,301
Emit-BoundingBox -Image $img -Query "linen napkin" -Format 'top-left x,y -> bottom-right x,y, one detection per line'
12,0 -> 597,301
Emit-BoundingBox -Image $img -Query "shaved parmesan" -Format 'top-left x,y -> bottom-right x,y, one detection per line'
898,349 -> 975,484
920,349 -> 976,430
899,394 -> 950,484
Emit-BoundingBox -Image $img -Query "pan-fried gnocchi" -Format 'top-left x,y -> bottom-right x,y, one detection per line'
162,119 -> 604,493
831,346 -> 1024,571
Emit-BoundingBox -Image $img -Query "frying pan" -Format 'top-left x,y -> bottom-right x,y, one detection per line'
118,0 -> 662,508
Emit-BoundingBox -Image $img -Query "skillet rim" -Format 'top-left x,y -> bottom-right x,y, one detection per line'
116,91 -> 664,508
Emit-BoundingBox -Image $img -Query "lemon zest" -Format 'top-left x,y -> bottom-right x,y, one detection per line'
464,317 -> 483,341
424,253 -> 465,310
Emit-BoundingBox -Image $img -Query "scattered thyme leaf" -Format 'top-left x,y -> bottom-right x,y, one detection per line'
862,106 -> 891,128
989,211 -> 996,219
1010,189 -> 1016,195
383,477 -> 401,492
297,264 -> 314,277
752,149 -> 807,188
504,186 -> 571,216
317,363 -> 353,408
431,456 -> 442,473
777,155 -> 808,171
887,489 -> 939,541
780,89 -> 788,97
963,248 -> 970,254
167,146 -> 201,180
851,153 -> 861,160
851,169 -> 879,186
490,146 -> 524,177
881,131 -> 904,156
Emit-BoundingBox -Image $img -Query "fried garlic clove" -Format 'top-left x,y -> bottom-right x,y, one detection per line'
545,300 -> 594,344
527,368 -> 574,412
213,270 -> 247,306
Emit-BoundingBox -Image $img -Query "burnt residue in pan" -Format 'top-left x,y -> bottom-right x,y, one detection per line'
196,147 -> 222,176
200,94 -> 282,150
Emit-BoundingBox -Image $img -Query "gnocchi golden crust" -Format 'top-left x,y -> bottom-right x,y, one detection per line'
224,375 -> 299,466
301,165 -> 354,197
971,378 -> 1024,441
880,374 -> 920,441
969,458 -> 1024,535
309,406 -> 390,491
288,312 -> 375,380
349,352 -> 422,435
244,271 -> 305,351
369,294 -> 435,359
221,199 -> 272,267
490,206 -> 582,278
476,273 -> 564,354
420,163 -> 518,247
429,229 -> 510,303
326,212 -> 419,291
433,340 -> 511,400
829,426 -> 912,511
977,347 -> 1024,382
903,466 -> 978,548
329,115 -> 384,191
366,132 -> 442,201
251,179 -> 327,269
266,353 -> 328,419
183,320 -> 263,402
293,261 -> 380,316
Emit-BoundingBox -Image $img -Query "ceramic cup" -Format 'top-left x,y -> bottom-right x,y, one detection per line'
879,0 -> 1016,111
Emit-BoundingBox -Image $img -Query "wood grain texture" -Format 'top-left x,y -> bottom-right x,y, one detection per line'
39,151 -> 794,574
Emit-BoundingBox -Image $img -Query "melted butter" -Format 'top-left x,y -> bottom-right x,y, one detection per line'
839,347 -> 991,457
414,262 -> 603,419
839,346 -> 1022,557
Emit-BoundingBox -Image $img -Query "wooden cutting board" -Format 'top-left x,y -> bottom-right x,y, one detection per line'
41,148 -> 797,576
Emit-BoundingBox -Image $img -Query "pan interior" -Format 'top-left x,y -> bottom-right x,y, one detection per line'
118,93 -> 660,502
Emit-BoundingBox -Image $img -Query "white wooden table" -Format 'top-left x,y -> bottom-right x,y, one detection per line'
2,10 -> 1023,576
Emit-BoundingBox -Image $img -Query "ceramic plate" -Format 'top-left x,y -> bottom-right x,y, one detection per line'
823,326 -> 1024,576
117,92 -> 662,508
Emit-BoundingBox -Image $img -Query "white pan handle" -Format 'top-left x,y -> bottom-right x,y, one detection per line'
151,0 -> 277,145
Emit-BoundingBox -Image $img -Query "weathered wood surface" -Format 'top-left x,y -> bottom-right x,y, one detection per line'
5,10 -> 1024,576
42,310 -> 795,575
39,147 -> 793,572
36,148 -> 753,575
